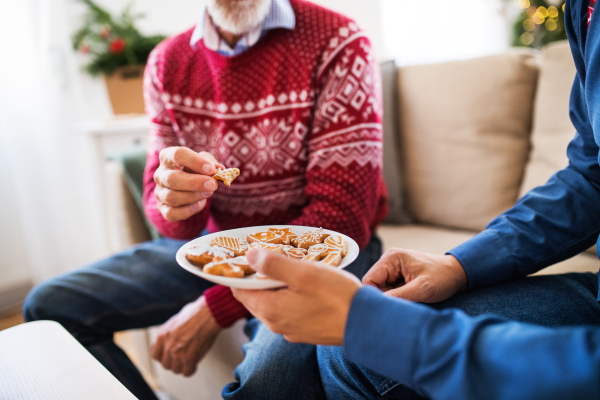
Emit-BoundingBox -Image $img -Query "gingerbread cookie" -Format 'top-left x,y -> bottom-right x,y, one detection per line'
302,253 -> 322,263
247,231 -> 282,245
302,249 -> 342,267
291,228 -> 330,249
203,260 -> 244,278
186,244 -> 234,267
211,236 -> 249,256
227,256 -> 255,276
321,251 -> 342,267
212,168 -> 240,186
249,242 -> 284,253
268,228 -> 298,245
307,243 -> 332,257
324,235 -> 347,257
282,246 -> 308,259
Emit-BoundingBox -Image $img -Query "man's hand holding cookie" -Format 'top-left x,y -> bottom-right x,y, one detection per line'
154,147 -> 225,222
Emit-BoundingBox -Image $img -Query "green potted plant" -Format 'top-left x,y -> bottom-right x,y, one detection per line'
72,0 -> 166,114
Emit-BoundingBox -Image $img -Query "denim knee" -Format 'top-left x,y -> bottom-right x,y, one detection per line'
317,345 -> 402,399
22,279 -> 63,323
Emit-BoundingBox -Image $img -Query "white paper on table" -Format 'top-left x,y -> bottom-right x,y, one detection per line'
0,320 -> 137,399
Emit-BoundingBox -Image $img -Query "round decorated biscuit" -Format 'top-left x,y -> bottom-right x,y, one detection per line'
324,235 -> 347,257
291,228 -> 330,249
282,246 -> 308,259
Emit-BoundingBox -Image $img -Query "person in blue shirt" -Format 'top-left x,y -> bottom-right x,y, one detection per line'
232,0 -> 600,398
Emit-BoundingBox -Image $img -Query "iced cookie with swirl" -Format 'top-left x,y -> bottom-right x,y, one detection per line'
282,246 -> 307,259
212,168 -> 240,186
291,228 -> 330,249
247,231 -> 283,245
324,235 -> 347,257
186,244 -> 234,267
211,236 -> 249,256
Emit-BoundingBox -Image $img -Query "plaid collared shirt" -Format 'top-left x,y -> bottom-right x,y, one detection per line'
189,0 -> 295,56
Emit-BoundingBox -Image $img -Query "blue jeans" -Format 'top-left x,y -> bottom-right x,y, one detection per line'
23,235 -> 382,400
316,272 -> 600,400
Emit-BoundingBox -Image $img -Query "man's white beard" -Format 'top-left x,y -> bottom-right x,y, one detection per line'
207,0 -> 272,35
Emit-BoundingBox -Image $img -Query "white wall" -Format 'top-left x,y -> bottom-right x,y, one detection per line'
381,0 -> 512,66
0,145 -> 32,292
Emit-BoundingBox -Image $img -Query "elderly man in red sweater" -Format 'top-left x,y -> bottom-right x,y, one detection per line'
23,0 -> 387,399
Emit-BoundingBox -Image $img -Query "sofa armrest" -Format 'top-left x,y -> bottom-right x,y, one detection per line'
104,160 -> 152,253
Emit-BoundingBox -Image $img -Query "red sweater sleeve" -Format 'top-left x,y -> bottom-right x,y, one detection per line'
142,46 -> 211,240
288,34 -> 387,249
204,35 -> 388,328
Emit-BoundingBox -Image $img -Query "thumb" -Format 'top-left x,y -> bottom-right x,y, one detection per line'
383,279 -> 429,302
246,249 -> 310,285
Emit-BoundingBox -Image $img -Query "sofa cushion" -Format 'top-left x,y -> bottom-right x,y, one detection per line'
380,60 -> 412,224
376,224 -> 600,276
519,41 -> 577,196
397,50 -> 540,231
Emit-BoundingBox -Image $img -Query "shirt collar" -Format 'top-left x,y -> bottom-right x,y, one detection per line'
190,0 -> 295,53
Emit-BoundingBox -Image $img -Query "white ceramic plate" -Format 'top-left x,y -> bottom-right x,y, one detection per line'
176,225 -> 359,290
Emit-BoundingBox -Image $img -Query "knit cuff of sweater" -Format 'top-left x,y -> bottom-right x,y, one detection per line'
204,285 -> 249,328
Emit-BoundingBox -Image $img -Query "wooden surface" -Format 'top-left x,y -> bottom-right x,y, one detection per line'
0,312 -> 24,332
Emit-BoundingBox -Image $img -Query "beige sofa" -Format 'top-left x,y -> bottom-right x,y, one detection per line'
106,41 -> 600,400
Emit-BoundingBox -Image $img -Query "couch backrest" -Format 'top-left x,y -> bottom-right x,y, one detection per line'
396,49 -> 541,231
519,41 -> 577,196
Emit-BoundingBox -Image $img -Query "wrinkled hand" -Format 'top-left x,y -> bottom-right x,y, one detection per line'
151,296 -> 221,376
154,147 -> 225,222
362,249 -> 468,303
232,249 -> 361,346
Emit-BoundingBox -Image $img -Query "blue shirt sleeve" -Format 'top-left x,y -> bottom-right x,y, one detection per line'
447,75 -> 600,289
344,286 -> 600,400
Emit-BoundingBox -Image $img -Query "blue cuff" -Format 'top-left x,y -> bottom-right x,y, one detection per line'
447,229 -> 515,290
343,286 -> 434,386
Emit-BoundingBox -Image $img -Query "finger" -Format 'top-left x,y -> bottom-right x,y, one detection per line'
151,338 -> 164,361
199,151 -> 226,170
182,362 -> 198,377
246,249 -> 316,287
160,147 -> 218,175
156,169 -> 218,192
155,186 -> 213,207
161,350 -> 173,370
159,200 -> 207,222
362,250 -> 405,288
171,358 -> 183,375
384,278 -> 430,302
232,287 -> 281,314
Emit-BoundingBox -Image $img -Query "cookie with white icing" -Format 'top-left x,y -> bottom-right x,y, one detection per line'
247,231 -> 282,245
203,259 -> 245,278
186,244 -> 234,267
249,242 -> 284,253
268,228 -> 298,245
282,246 -> 307,259
211,236 -> 249,256
212,168 -> 240,186
291,228 -> 330,249
324,235 -> 347,257
228,256 -> 255,276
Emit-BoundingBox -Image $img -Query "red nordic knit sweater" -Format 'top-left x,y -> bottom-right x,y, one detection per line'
142,0 -> 388,327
